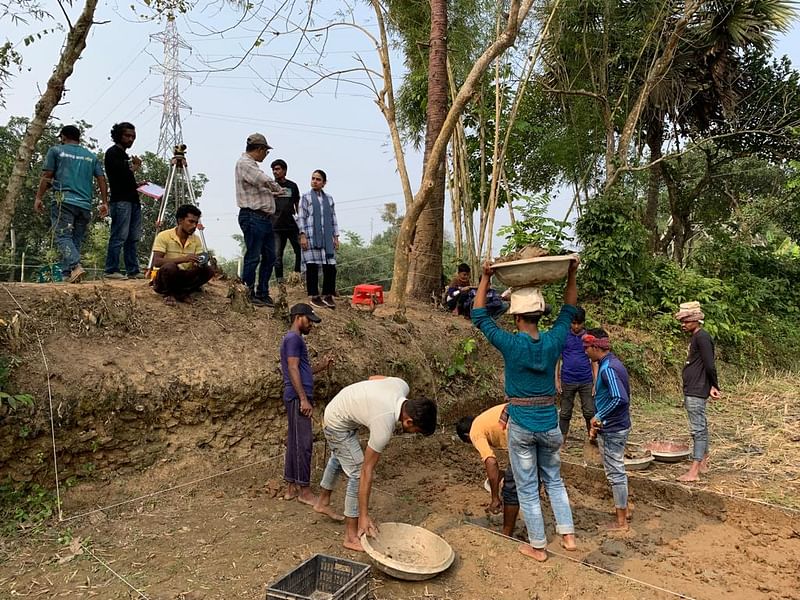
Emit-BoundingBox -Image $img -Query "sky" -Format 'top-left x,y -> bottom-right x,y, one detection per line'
2,1 -> 799,261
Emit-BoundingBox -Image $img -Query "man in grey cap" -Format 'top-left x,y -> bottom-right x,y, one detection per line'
235,133 -> 284,306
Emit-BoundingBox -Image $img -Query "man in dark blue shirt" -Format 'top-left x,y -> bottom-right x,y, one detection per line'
584,329 -> 632,531
280,303 -> 333,508
556,306 -> 597,442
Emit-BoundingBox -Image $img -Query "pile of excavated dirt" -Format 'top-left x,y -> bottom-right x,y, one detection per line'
0,279 -> 501,485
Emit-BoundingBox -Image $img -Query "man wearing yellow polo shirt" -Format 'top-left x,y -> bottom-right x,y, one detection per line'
456,403 -> 520,537
152,204 -> 213,305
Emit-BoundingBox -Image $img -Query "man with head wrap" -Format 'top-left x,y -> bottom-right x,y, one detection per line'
674,302 -> 721,482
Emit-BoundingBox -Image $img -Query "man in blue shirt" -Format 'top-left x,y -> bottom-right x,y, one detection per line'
556,306 -> 598,442
280,303 -> 334,509
584,329 -> 633,531
34,125 -> 108,283
472,258 -> 579,562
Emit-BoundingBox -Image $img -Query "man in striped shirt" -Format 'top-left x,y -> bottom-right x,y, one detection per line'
584,329 -> 632,531
235,133 -> 284,307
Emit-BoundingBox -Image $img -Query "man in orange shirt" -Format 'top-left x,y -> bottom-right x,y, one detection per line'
457,404 -> 519,536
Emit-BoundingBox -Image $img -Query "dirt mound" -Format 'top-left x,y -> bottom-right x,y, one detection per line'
0,279 -> 501,485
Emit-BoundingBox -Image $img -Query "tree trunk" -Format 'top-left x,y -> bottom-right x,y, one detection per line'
644,115 -> 663,250
390,0 -> 536,312
407,0 -> 448,301
0,0 -> 100,248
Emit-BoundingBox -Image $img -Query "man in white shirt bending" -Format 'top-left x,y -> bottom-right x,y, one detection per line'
314,376 -> 437,551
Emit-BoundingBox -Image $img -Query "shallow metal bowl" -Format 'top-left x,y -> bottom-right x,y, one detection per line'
361,522 -> 455,581
645,441 -> 691,463
624,455 -> 655,470
491,254 -> 578,287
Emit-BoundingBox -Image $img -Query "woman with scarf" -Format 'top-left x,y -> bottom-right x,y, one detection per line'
297,169 -> 339,308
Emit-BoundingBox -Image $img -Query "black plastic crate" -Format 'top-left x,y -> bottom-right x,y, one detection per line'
266,554 -> 371,600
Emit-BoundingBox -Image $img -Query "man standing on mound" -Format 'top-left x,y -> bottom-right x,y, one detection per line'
280,303 -> 334,508
675,302 -> 721,482
472,259 -> 579,562
314,376 -> 437,551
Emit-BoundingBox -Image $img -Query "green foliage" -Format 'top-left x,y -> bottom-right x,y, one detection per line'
497,194 -> 571,255
0,356 -> 33,411
575,190 -> 651,300
0,480 -> 55,534
445,337 -> 478,378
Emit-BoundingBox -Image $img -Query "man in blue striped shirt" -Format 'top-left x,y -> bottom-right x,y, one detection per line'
584,329 -> 632,531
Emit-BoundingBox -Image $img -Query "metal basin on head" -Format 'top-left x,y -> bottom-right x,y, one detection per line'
491,254 -> 578,287
360,522 -> 455,581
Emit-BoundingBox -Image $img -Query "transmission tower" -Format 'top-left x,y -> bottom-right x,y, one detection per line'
150,19 -> 191,158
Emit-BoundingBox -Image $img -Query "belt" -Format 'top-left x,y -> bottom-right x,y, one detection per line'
240,207 -> 273,218
499,395 -> 556,428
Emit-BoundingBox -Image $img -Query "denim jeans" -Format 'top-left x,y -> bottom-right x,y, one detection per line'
501,463 -> 518,506
559,381 -> 595,437
238,208 -> 276,298
684,395 -> 709,461
320,427 -> 362,518
50,201 -> 90,276
598,428 -> 630,508
507,420 -> 574,548
104,201 -> 142,275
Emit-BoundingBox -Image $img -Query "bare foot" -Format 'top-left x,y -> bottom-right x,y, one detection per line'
343,538 -> 364,552
283,484 -> 298,501
626,503 -> 634,522
518,543 -> 548,562
677,471 -> 701,482
561,534 -> 577,551
699,456 -> 710,474
297,492 -> 319,507
164,295 -> 177,306
604,521 -> 630,532
314,503 -> 345,522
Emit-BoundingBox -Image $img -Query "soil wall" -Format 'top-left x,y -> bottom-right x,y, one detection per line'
0,280 -> 501,485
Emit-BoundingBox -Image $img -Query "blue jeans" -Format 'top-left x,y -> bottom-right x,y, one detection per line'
104,201 -> 142,275
684,395 -> 709,461
507,420 -> 574,548
238,209 -> 275,298
320,427 -> 362,518
598,428 -> 630,509
50,201 -> 90,276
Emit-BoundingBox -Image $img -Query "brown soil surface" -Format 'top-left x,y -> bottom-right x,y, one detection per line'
1,280 -> 800,599
2,435 -> 799,599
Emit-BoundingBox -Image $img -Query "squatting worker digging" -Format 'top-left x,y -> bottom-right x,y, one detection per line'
584,329 -> 633,531
675,302 -> 721,482
472,258 -> 579,562
280,303 -> 334,510
456,404 -> 520,537
314,376 -> 437,552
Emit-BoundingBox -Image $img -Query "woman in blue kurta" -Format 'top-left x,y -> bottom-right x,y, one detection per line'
297,169 -> 339,309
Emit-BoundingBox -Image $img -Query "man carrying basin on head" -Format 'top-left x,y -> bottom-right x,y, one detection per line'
314,376 -> 438,552
456,403 -> 520,537
472,258 -> 579,562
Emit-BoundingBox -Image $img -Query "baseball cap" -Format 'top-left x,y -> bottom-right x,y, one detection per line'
290,303 -> 321,323
246,133 -> 272,149
508,287 -> 546,315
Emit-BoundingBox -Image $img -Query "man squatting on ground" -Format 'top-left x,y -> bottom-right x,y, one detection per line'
103,122 -> 145,280
675,303 -> 721,482
584,329 -> 633,531
235,133 -> 284,307
457,404 -> 520,536
279,303 -> 335,509
472,259 -> 579,562
34,125 -> 109,283
314,377 -> 437,551
151,204 -> 213,305
556,306 -> 598,443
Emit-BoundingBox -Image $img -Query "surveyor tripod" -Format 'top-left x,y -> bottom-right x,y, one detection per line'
146,144 -> 209,273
